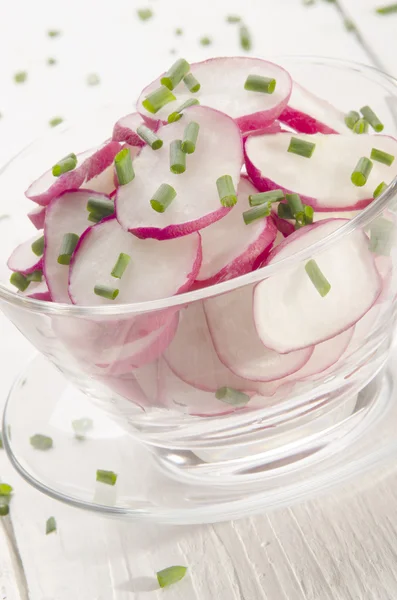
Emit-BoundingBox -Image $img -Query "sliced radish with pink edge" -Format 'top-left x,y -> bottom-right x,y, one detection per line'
116,105 -> 243,240
112,112 -> 151,147
196,177 -> 277,285
254,219 -> 381,353
245,133 -> 397,211
19,280 -> 52,301
7,233 -> 44,274
99,362 -> 161,410
204,285 -> 313,382
28,205 -> 46,230
44,189 -> 113,303
279,82 -> 350,134
241,121 -> 287,139
25,141 -> 121,206
137,57 -> 292,134
69,217 -> 201,305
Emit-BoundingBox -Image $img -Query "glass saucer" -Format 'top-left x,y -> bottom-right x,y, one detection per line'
3,351 -> 397,525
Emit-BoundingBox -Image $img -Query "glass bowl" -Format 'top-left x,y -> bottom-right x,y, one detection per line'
1,56 -> 397,522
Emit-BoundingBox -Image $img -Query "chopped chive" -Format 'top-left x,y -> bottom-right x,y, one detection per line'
351,157 -> 373,187
115,147 -> 135,185
243,202 -> 271,225
0,484 -> 13,497
87,73 -> 100,86
305,260 -> 331,297
157,566 -> 187,588
94,285 -> 119,300
86,197 -> 115,218
150,183 -> 177,213
369,217 -> 395,255
143,86 -> 176,114
87,211 -> 102,223
286,193 -> 304,217
345,110 -> 360,130
26,270 -> 43,283
161,58 -> 190,91
352,118 -> 369,134
10,272 -> 30,292
46,517 -> 57,535
0,433 -> 3,449
344,18 -> 356,31
136,125 -> 163,150
278,203 -> 293,219
304,204 -> 314,224
370,148 -> 395,166
167,98 -> 200,123
181,121 -> 200,154
96,469 -> 118,485
137,8 -> 153,20
226,14 -> 241,22
0,506 -> 9,516
249,189 -> 284,207
240,24 -> 252,51
374,181 -> 388,198
244,74 -> 276,94
31,235 -> 45,257
360,106 -> 384,132
175,28 -> 183,35
111,253 -> 131,279
30,434 -> 53,450
52,153 -> 77,177
49,116 -> 63,127
288,137 -> 316,158
183,73 -> 201,93
14,71 -> 27,83
200,36 -> 212,46
72,417 -> 93,440
215,387 -> 250,407
216,175 -> 237,207
170,140 -> 186,174
376,4 -> 397,14
47,29 -> 61,37
47,57 -> 57,66
57,233 -> 79,265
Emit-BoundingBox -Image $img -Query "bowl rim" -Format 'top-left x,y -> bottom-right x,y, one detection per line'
1,55 -> 397,317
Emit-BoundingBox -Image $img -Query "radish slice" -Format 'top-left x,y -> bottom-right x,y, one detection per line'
116,106 -> 243,240
196,177 -> 277,285
245,133 -> 397,211
7,233 -> 44,274
112,112 -> 148,147
204,285 -> 313,381
28,205 -> 46,230
44,190 -> 113,303
137,57 -> 292,133
254,219 -> 381,353
25,141 -> 121,206
279,82 -> 349,134
100,362 -> 160,410
272,205 -> 359,237
69,218 -> 202,305
18,280 -> 51,301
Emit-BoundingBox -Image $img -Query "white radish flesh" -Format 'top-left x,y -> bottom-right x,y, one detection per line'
196,177 -> 277,284
69,218 -> 202,305
7,233 -> 44,274
112,112 -> 148,147
116,106 -> 243,240
28,205 -> 46,230
19,280 -> 51,301
245,133 -> 397,211
254,219 -> 381,353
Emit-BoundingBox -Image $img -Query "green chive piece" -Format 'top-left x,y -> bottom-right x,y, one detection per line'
0,433 -> 3,449
86,197 -> 115,218
216,175 -> 237,207
277,203 -> 293,219
286,193 -> 304,217
249,189 -> 284,207
200,36 -> 212,46
96,469 -> 118,486
240,24 -> 252,51
352,118 -> 369,134
157,566 -> 187,588
344,18 -> 356,31
376,4 -> 397,14
295,204 -> 314,229
305,260 -> 331,297
288,137 -> 316,158
31,235 -> 45,257
181,122 -> 200,154
244,74 -> 276,94
0,484 -> 13,497
10,272 -> 30,292
14,71 -> 27,84
57,233 -> 79,265
26,270 -> 43,283
115,147 -> 135,185
49,116 -> 63,127
369,217 -> 395,255
47,57 -> 57,66
136,125 -> 163,150
87,211 -> 102,223
87,73 -> 100,86
183,73 -> 201,93
360,105 -> 384,132
111,253 -> 131,279
94,285 -> 119,300
370,148 -> 395,166
0,506 -> 9,516
30,434 -> 53,450
226,14 -> 241,22
304,204 -> 314,224
243,202 -> 271,225
137,8 -> 153,20
72,417 -> 93,440
351,157 -> 373,187
48,30 -> 61,37
161,59 -> 190,91
150,183 -> 177,213
374,181 -> 388,198
170,140 -> 187,174
215,387 -> 250,407
52,153 -> 77,177
345,110 -> 360,130
175,28 -> 183,35
143,86 -> 176,114
46,516 -> 57,535
167,98 -> 200,123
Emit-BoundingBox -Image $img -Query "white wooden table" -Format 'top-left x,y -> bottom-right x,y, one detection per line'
1,0 -> 397,597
